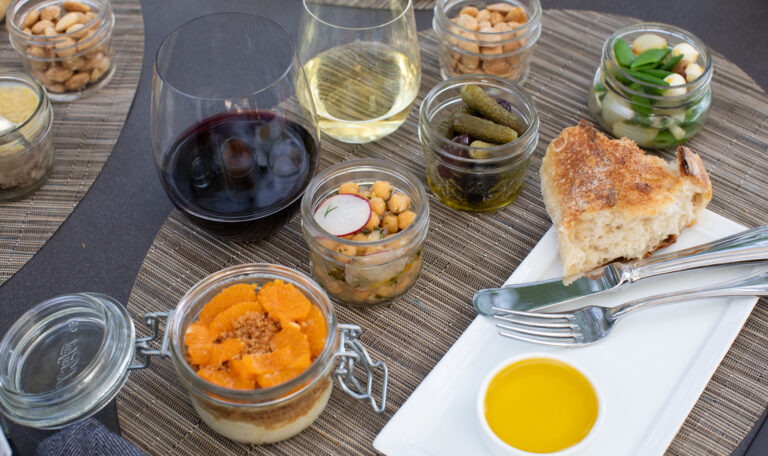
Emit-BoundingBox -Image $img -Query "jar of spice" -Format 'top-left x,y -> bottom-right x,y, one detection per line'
6,0 -> 116,101
0,69 -> 54,201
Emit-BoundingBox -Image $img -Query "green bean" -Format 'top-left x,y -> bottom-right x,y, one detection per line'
630,48 -> 671,69
625,69 -> 669,86
613,38 -> 635,67
638,68 -> 673,79
629,83 -> 652,116
659,54 -> 684,71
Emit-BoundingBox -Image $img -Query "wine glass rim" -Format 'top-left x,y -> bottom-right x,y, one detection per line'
301,0 -> 413,31
154,12 -> 297,102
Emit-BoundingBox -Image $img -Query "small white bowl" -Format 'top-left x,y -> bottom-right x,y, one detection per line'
476,353 -> 603,456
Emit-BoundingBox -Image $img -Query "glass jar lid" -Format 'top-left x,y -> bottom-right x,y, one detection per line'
0,293 -> 135,429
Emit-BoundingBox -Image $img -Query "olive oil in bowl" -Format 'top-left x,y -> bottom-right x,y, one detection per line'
478,356 -> 600,454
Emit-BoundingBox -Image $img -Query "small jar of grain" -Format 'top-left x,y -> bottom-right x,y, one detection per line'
0,70 -> 54,200
433,0 -> 541,84
7,0 -> 115,101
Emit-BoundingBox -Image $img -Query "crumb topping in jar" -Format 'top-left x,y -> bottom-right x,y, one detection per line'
0,83 -> 38,127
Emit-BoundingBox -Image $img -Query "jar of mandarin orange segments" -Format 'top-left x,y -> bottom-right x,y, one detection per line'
0,264 -> 388,444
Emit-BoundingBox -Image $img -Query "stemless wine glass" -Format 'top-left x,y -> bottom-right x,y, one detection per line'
298,0 -> 421,144
152,13 -> 320,241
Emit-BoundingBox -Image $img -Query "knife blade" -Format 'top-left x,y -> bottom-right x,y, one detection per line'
473,225 -> 768,316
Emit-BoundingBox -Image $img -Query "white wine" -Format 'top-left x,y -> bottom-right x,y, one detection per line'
303,42 -> 420,143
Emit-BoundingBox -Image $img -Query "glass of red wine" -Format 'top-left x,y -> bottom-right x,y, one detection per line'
152,13 -> 320,241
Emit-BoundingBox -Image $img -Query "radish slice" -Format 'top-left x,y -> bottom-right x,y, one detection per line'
314,194 -> 371,236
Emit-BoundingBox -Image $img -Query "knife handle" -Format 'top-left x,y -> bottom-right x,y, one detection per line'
627,225 -> 768,282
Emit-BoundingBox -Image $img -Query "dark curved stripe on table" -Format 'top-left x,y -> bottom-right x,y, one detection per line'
116,11 -> 768,455
0,0 -> 145,285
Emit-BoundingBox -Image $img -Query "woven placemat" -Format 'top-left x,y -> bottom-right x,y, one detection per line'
116,10 -> 768,455
0,0 -> 143,285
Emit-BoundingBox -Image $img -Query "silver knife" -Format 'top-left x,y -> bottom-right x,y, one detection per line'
474,225 -> 768,316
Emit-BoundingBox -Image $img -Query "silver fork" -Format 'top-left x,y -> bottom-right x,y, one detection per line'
493,267 -> 768,346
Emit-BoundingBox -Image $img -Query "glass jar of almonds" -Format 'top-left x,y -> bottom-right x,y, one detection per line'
433,0 -> 541,84
7,0 -> 116,102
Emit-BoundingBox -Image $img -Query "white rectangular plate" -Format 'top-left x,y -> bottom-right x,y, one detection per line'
374,210 -> 759,456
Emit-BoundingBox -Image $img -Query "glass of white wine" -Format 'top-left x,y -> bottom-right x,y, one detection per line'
298,0 -> 421,144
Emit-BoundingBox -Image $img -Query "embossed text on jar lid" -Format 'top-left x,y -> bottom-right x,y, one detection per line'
0,293 -> 135,429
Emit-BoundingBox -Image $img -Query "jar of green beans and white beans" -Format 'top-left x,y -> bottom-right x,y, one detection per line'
588,22 -> 712,149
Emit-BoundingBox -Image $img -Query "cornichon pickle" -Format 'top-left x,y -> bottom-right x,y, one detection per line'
460,84 -> 525,134
451,113 -> 518,144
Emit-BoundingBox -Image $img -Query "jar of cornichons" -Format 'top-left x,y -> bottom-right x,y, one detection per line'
7,0 -> 116,101
0,69 -> 54,200
433,0 -> 541,84
588,22 -> 712,149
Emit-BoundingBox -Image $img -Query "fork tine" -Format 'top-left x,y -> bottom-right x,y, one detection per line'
497,328 -> 582,347
494,313 -> 576,329
491,307 -> 573,320
496,322 -> 579,339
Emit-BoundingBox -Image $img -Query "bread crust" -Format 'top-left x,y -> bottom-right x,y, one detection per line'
540,120 -> 713,277
541,120 -> 712,231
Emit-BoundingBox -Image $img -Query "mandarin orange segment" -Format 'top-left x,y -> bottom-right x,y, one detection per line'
256,368 -> 304,389
229,357 -> 259,388
272,321 -> 310,352
187,343 -> 212,366
199,283 -> 258,324
208,300 -> 264,340
298,304 -> 327,358
209,338 -> 245,366
197,367 -> 234,389
185,321 -> 213,346
258,280 -> 311,322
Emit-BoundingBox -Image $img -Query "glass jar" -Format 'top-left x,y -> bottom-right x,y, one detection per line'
587,22 -> 712,149
419,74 -> 539,211
433,0 -> 541,84
7,0 -> 116,102
0,69 -> 54,201
0,265 -> 387,443
301,159 -> 429,307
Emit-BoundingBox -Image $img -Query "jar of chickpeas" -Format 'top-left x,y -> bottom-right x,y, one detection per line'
300,159 -> 429,307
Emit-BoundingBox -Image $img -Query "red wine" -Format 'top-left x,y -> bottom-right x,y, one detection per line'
160,111 -> 318,241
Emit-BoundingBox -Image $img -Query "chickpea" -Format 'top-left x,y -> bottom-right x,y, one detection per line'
352,290 -> 371,303
398,210 -> 417,230
339,182 -> 359,194
359,190 -> 372,199
351,233 -> 368,242
371,180 -> 392,200
382,214 -> 399,233
337,244 -> 357,256
364,212 -> 380,231
365,244 -> 387,256
317,238 -> 339,251
388,192 -> 411,213
325,280 -> 343,295
369,197 -> 386,216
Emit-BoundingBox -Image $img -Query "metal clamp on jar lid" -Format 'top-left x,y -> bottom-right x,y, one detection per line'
0,264 -> 388,443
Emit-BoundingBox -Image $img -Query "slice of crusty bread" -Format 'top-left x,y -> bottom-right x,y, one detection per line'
540,120 -> 712,279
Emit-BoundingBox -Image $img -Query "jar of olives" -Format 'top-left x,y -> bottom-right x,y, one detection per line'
419,74 -> 538,211
588,22 -> 712,149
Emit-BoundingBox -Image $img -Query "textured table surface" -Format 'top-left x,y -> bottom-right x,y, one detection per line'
1,0 -> 767,454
